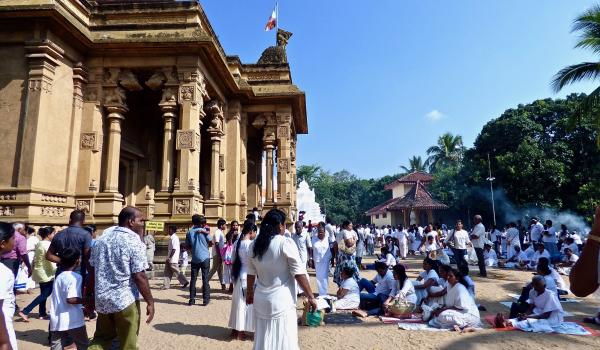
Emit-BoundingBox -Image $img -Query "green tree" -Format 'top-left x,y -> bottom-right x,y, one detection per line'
425,132 -> 465,172
400,156 -> 426,173
552,4 -> 600,147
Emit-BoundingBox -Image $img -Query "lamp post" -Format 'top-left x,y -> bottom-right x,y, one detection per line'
486,153 -> 497,227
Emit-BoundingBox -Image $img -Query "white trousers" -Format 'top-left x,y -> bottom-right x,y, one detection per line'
429,309 -> 480,329
315,259 -> 330,296
398,240 -> 408,259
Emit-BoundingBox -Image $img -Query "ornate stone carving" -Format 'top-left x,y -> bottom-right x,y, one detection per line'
89,179 -> 98,191
103,87 -> 126,106
145,70 -> 167,91
117,69 -> 143,91
252,114 -> 267,129
145,190 -> 153,200
278,158 -> 290,172
173,178 -> 180,190
41,194 -> 67,203
40,206 -> 65,217
277,125 -> 289,139
176,130 -> 199,151
83,86 -> 99,102
0,206 -> 14,216
0,194 -> 16,200
160,87 -> 178,103
179,85 -> 195,102
175,199 -> 191,215
241,193 -> 246,202
188,178 -> 196,190
246,72 -> 280,81
76,200 -> 91,214
263,126 -> 276,143
257,29 -> 293,64
219,155 -> 225,171
241,159 -> 247,174
80,132 -> 99,151
193,199 -> 200,214
28,78 -> 52,93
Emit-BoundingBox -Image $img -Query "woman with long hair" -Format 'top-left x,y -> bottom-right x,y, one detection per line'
246,209 -> 317,350
222,221 -> 239,293
228,220 -> 257,341
428,268 -> 481,330
383,264 -> 417,318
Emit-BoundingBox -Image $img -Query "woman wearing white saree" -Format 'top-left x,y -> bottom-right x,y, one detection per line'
429,268 -> 481,330
228,220 -> 257,341
246,209 -> 317,350
311,223 -> 332,296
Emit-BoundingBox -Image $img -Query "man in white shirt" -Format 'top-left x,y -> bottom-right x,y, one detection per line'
470,215 -> 487,277
530,218 -> 544,243
506,222 -> 521,259
395,226 -> 408,260
528,243 -> 550,270
444,220 -> 471,269
500,245 -> 529,269
207,218 -> 226,290
162,225 -> 189,289
357,261 -> 395,315
292,221 -> 312,267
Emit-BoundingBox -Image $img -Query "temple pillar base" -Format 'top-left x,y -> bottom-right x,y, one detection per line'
93,192 -> 124,224
204,198 -> 223,221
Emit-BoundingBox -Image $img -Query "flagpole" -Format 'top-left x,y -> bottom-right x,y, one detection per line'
276,1 -> 279,30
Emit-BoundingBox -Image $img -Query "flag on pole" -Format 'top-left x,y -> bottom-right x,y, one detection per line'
265,3 -> 277,31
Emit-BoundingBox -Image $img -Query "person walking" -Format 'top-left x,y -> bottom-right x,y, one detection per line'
46,210 -> 91,279
0,223 -> 31,314
144,231 -> 155,279
87,207 -> 155,350
162,225 -> 188,290
19,227 -> 56,321
470,215 -> 487,277
246,209 -> 317,350
186,215 -> 212,306
444,220 -> 471,269
208,219 -> 226,290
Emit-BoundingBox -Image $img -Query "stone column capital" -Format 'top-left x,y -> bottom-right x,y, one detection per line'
159,101 -> 178,119
105,104 -> 128,119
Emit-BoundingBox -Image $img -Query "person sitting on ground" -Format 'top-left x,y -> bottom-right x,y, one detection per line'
510,275 -> 564,327
538,257 -> 568,296
499,245 -> 529,269
334,266 -> 360,310
383,264 -> 416,318
422,264 -> 452,308
49,247 -> 89,350
523,243 -> 536,261
363,246 -> 395,270
560,237 -> 579,256
527,243 -> 550,270
483,243 -> 498,267
536,262 -> 558,295
413,258 -> 440,305
428,268 -> 481,332
556,247 -> 579,275
423,235 -> 439,256
356,261 -> 395,316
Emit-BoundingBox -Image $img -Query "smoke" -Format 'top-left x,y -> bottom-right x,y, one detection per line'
471,187 -> 591,235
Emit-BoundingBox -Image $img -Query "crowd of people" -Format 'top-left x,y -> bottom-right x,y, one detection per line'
0,207 -> 599,350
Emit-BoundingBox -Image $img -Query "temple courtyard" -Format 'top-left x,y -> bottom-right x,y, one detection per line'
12,255 -> 600,350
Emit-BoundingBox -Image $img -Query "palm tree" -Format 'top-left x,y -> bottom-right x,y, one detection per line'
552,4 -> 600,147
400,156 -> 426,173
425,132 -> 464,172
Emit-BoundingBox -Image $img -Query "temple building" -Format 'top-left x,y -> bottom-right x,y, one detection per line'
366,172 -> 447,227
0,0 -> 308,227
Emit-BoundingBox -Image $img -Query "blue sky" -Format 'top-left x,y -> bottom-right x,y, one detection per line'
202,0 -> 598,179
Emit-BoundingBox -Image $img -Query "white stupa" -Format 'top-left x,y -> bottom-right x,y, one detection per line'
296,180 -> 326,223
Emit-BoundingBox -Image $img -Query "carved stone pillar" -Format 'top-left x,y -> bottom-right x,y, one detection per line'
18,40 -> 63,190
66,63 -> 87,194
275,112 -> 292,209
264,142 -> 275,204
204,100 -> 225,218
103,100 -> 127,193
159,93 -> 177,192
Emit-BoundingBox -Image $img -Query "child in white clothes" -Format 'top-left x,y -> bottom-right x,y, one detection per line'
179,243 -> 189,275
49,248 -> 88,350
334,266 -> 360,310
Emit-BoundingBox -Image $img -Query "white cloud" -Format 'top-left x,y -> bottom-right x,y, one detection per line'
425,109 -> 445,122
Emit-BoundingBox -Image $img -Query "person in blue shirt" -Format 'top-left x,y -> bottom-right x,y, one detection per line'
186,214 -> 213,306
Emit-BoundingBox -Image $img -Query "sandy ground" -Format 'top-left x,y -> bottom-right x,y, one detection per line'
12,255 -> 600,350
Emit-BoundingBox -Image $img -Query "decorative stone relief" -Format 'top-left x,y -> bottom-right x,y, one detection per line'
188,178 -> 196,190
252,114 -> 266,129
276,114 -> 292,125
175,199 -> 191,215
41,206 -> 65,217
117,70 -> 143,91
219,155 -> 225,171
0,194 -> 16,200
286,192 -> 291,200
28,78 -> 52,93
145,70 -> 167,91
145,191 -> 153,200
83,86 -> 100,102
241,159 -> 247,174
103,87 -> 126,105
176,130 -> 199,151
263,126 -> 276,142
241,193 -> 246,202
80,132 -> 99,151
160,87 -> 178,103
278,158 -> 290,172
277,125 -> 289,139
89,179 -> 98,191
0,206 -> 14,216
179,85 -> 195,102
76,200 -> 91,214
193,199 -> 200,214
41,194 -> 67,203
173,178 -> 180,190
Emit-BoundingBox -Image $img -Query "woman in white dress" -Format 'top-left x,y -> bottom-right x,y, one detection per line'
383,264 -> 416,318
246,209 -> 317,350
429,268 -> 481,330
311,224 -> 332,296
413,258 -> 439,305
228,220 -> 257,340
